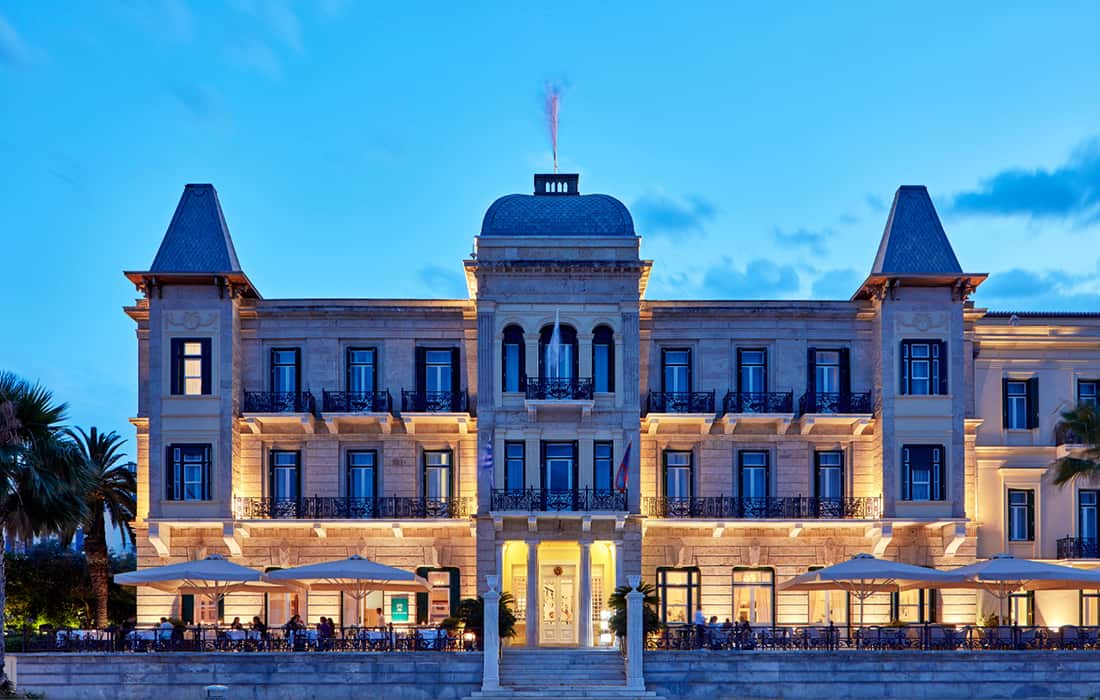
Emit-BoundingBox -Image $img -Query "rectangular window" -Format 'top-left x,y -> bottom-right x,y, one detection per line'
1008,591 -> 1034,626
170,338 -> 211,395
594,345 -> 611,392
807,566 -> 848,625
504,343 -> 522,392
271,348 -> 300,394
815,451 -> 844,500
505,442 -> 525,492
347,450 -> 377,500
1003,378 -> 1039,430
739,451 -> 769,500
347,348 -> 377,394
662,349 -> 692,393
424,350 -> 454,394
1082,591 -> 1100,626
1079,380 -> 1098,409
656,567 -> 700,625
1007,489 -> 1035,542
891,589 -> 937,623
737,348 -> 767,394
165,444 -> 210,501
542,442 -> 577,506
663,451 -> 692,501
593,441 -> 613,492
270,450 -> 300,502
901,340 -> 945,395
423,450 -> 453,501
815,350 -> 841,394
902,445 -> 945,501
732,567 -> 774,625
1080,490 -> 1099,541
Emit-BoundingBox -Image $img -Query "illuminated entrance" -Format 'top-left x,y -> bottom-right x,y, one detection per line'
540,563 -> 576,645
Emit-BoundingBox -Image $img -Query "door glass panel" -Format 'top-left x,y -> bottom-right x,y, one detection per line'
665,452 -> 691,500
425,351 -> 452,393
348,349 -> 376,393
427,571 -> 452,624
817,452 -> 843,499
740,452 -> 768,499
272,451 -> 299,500
504,344 -> 521,392
594,344 -> 610,392
545,443 -> 574,491
272,350 -> 298,393
732,568 -> 774,625
739,350 -> 766,394
663,350 -> 690,393
1081,491 -> 1098,540
815,351 -> 840,393
348,451 -> 375,500
424,451 -> 451,500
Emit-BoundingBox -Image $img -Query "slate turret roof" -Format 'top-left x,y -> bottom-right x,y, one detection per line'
480,174 -> 635,237
150,184 -> 243,273
870,186 -> 962,275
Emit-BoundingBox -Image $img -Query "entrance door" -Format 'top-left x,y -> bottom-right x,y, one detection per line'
539,564 -> 577,645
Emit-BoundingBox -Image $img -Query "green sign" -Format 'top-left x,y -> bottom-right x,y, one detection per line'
391,597 -> 409,623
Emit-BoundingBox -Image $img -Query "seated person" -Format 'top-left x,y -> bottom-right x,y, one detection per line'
250,616 -> 267,634
229,617 -> 244,631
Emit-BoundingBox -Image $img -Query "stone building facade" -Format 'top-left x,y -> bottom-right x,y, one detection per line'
123,174 -> 1100,643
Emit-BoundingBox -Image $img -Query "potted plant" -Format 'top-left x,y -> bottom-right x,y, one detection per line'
607,581 -> 662,650
456,593 -> 517,649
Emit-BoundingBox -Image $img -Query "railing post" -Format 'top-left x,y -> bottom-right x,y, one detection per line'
626,575 -> 645,691
482,575 -> 501,691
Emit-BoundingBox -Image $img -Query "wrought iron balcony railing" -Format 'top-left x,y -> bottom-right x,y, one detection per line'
490,488 -> 627,512
643,495 -> 882,519
322,390 -> 392,414
1057,536 -> 1100,559
243,391 -> 315,414
647,391 -> 715,414
798,391 -> 873,415
525,377 -> 594,401
723,391 -> 794,414
401,390 -> 468,413
234,496 -> 472,520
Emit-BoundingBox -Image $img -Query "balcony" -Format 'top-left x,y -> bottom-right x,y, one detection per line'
643,495 -> 882,520
1057,536 -> 1100,559
241,391 -> 316,434
797,391 -> 874,435
720,391 -> 795,434
524,377 -> 595,419
234,496 -> 473,520
400,390 -> 470,434
644,391 -> 715,435
321,390 -> 394,434
490,488 -> 627,512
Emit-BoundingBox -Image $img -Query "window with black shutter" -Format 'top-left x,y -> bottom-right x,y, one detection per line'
170,338 -> 212,395
1007,489 -> 1035,542
901,444 -> 945,501
900,340 -> 946,395
1003,378 -> 1038,430
165,443 -> 211,501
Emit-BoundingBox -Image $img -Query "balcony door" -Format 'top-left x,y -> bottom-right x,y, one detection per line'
539,323 -> 578,380
807,347 -> 850,413
347,348 -> 377,394
542,442 -> 578,510
539,563 -> 577,645
1081,491 -> 1099,542
415,347 -> 461,410
737,349 -> 767,394
661,349 -> 692,394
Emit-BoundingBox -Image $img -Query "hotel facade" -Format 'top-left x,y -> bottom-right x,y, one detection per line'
123,173 -> 1100,644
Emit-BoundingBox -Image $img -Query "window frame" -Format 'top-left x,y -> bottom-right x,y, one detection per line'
900,339 -> 946,396
661,348 -> 692,394
814,450 -> 845,500
504,441 -> 526,492
1080,490 -> 1099,541
736,347 -> 768,394
165,443 -> 211,502
738,450 -> 770,500
655,566 -> 701,625
592,325 -> 616,393
901,444 -> 946,502
662,450 -> 693,501
1007,488 -> 1035,542
170,337 -> 212,396
1078,380 -> 1098,409
501,325 -> 526,393
269,449 -> 302,502
270,347 -> 302,394
1081,590 -> 1100,627
731,566 -> 776,626
593,441 -> 614,492
890,588 -> 938,624
538,323 -> 578,380
346,347 -> 378,394
1002,377 -> 1038,430
806,565 -> 850,625
422,449 -> 454,501
1007,590 -> 1035,626
346,449 -> 378,500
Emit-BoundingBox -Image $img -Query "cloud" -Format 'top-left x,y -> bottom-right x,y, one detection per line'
168,83 -> 225,123
811,268 -> 863,299
865,194 -> 887,212
701,258 -> 800,298
633,193 -> 717,238
418,265 -> 468,298
951,139 -> 1100,221
0,14 -> 32,66
773,227 -> 830,255
974,266 -> 1100,311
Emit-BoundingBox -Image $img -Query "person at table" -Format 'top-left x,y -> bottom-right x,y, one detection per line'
376,608 -> 386,628
285,615 -> 303,632
229,617 -> 243,631
157,617 -> 173,642
250,616 -> 266,634
121,616 -> 136,635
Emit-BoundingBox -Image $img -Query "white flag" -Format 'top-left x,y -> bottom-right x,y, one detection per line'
548,309 -> 562,379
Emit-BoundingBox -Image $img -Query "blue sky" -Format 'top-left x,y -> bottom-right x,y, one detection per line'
3,1 -> 1100,448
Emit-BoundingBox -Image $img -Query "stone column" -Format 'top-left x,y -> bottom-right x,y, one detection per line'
526,540 -> 539,647
625,575 -> 645,691
482,575 -> 501,691
579,541 -> 592,647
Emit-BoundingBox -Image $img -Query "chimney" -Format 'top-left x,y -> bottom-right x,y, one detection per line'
533,173 -> 579,196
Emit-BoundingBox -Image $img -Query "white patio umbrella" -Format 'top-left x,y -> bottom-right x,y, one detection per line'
263,555 -> 430,626
114,554 -> 286,608
779,553 -> 959,628
914,553 -> 1100,624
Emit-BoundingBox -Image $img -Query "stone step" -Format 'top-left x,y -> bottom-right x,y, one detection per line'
467,691 -> 661,700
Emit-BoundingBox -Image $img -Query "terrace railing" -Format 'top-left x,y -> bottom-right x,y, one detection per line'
234,496 -> 472,520
1057,536 -> 1100,559
243,391 -> 315,414
525,377 -> 595,401
797,391 -> 873,415
401,390 -> 469,413
723,391 -> 794,414
490,488 -> 627,512
322,390 -> 393,414
647,391 -> 715,414
643,495 -> 881,519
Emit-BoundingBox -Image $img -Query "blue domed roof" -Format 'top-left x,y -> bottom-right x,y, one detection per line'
480,175 -> 635,237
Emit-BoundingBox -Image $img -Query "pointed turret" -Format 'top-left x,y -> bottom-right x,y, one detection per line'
126,184 -> 259,298
853,186 -> 984,300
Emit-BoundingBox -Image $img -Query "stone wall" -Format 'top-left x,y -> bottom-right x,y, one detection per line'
645,650 -> 1100,699
6,652 -> 482,700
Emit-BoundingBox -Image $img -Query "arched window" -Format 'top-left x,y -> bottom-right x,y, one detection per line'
501,324 -> 525,392
539,322 -> 578,379
592,325 -> 615,392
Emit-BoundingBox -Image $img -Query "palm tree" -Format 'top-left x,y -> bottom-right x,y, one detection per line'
607,580 -> 662,639
67,427 -> 136,627
1051,404 -> 1100,485
0,372 -> 90,684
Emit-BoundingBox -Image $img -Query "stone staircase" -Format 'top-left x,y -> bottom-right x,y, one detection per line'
464,648 -> 664,700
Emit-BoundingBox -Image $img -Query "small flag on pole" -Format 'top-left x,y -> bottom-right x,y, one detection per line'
479,437 -> 494,475
547,309 -> 562,379
614,442 -> 631,494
